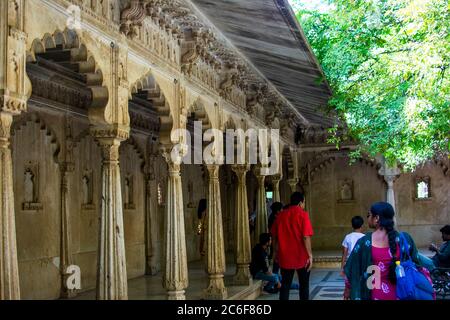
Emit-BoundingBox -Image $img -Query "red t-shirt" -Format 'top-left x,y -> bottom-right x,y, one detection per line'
270,205 -> 314,269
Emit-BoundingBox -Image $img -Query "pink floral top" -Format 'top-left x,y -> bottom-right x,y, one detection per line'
371,245 -> 399,300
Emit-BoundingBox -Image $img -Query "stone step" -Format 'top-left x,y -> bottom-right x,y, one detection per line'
227,280 -> 263,300
313,256 -> 341,269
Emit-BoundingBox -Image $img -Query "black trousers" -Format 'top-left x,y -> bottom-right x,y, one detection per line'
279,268 -> 310,300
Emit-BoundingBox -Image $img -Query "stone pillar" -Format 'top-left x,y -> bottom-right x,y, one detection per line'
144,173 -> 154,275
93,132 -> 128,300
0,113 -> 20,300
161,147 -> 188,300
378,159 -> 401,213
272,174 -> 281,203
254,167 -> 268,243
144,147 -> 159,275
60,163 -> 76,298
231,165 -> 252,286
203,165 -> 227,300
0,0 -> 29,300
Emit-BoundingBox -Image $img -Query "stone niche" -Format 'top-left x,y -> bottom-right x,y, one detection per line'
22,162 -> 43,211
337,178 -> 355,203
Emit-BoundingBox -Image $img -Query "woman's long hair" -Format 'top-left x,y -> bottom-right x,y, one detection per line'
197,198 -> 207,220
370,202 -> 398,284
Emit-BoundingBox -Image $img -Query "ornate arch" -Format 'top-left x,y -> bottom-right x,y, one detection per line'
27,28 -> 109,110
121,135 -> 146,172
186,97 -> 212,131
130,72 -> 173,144
305,150 -> 382,180
282,145 -> 294,179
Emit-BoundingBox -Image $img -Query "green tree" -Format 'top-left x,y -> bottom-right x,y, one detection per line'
293,0 -> 449,169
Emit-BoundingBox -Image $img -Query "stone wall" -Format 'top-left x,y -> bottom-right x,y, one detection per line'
12,109 -> 63,300
395,162 -> 449,247
305,152 -> 449,251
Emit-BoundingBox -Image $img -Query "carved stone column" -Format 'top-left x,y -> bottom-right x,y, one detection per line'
93,130 -> 128,300
272,174 -> 281,203
203,164 -> 227,300
60,162 -> 76,298
0,0 -> 29,300
378,159 -> 401,215
254,167 -> 268,243
0,113 -> 20,300
144,171 -> 157,275
144,144 -> 159,275
231,165 -> 252,286
161,147 -> 188,300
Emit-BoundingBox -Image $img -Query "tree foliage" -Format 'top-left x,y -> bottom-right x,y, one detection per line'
293,0 -> 449,169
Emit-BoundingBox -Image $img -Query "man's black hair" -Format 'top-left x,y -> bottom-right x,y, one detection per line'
351,216 -> 364,229
440,225 -> 450,235
259,233 -> 271,245
290,192 -> 305,206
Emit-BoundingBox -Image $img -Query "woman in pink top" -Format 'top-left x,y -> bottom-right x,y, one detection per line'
371,244 -> 399,300
344,202 -> 424,300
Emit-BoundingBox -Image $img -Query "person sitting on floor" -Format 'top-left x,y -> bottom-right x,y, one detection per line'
250,233 -> 281,294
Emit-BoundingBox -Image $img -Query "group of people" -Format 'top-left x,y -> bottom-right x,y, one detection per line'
250,192 -> 313,300
198,193 -> 450,300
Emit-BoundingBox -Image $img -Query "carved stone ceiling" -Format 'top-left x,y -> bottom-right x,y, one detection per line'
189,0 -> 333,127
119,0 -> 334,127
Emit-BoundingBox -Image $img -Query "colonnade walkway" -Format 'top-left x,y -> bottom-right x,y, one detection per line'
70,249 -> 433,300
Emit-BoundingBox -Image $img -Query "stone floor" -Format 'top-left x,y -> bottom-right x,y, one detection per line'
71,248 -> 434,300
257,248 -> 434,301
72,260 -> 261,300
257,268 -> 345,301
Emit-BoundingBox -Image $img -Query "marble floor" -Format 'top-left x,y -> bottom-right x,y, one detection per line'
71,249 -> 434,300
256,268 -> 345,301
72,260 -> 261,300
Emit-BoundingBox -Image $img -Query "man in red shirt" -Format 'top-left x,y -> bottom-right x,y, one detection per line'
271,192 -> 314,300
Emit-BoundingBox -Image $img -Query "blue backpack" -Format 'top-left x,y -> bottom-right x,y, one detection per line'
396,232 -> 435,300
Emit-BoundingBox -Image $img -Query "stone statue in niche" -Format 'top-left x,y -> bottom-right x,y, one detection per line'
23,164 -> 43,211
82,176 -> 90,205
124,178 -> 130,205
81,170 -> 95,210
124,175 -> 135,210
338,179 -> 354,202
24,169 -> 34,203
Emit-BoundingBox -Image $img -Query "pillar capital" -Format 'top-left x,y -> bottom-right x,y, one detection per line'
271,174 -> 282,182
0,112 -> 13,142
287,178 -> 299,192
206,164 -> 220,178
231,164 -> 250,177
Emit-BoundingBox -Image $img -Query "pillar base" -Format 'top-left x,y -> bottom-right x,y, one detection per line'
233,265 -> 253,286
60,290 -> 77,299
167,290 -> 186,300
203,275 -> 228,300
